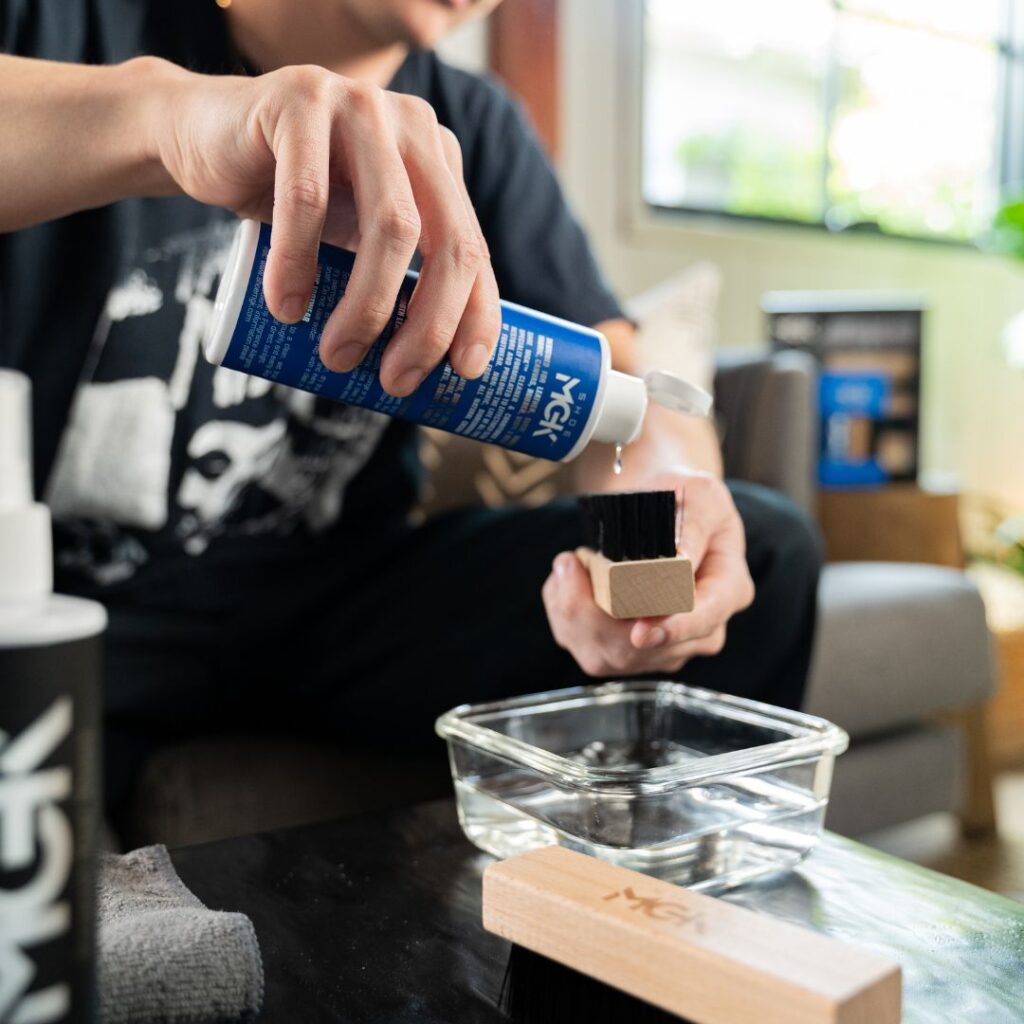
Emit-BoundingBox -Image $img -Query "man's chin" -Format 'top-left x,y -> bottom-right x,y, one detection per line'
350,0 -> 483,52
388,0 -> 488,49
397,10 -> 458,50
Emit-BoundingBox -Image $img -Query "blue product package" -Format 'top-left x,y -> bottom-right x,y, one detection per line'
818,370 -> 890,487
218,223 -> 605,462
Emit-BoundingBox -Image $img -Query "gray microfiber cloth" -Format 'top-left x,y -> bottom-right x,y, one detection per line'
97,845 -> 264,1024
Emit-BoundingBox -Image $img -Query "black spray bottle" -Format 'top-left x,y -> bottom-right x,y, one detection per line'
0,369 -> 106,1023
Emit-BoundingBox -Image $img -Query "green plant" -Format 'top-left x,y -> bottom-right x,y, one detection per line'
988,196 -> 1024,260
994,516 -> 1024,577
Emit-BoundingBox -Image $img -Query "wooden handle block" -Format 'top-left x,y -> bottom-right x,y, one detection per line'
577,548 -> 695,619
483,846 -> 901,1024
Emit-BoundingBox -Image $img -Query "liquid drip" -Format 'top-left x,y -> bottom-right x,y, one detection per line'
613,443 -> 624,476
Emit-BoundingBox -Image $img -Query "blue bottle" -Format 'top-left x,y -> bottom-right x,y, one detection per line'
204,222 -> 708,462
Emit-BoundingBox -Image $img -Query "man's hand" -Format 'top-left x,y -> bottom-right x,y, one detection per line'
542,468 -> 754,677
0,54 -> 500,395
152,60 -> 500,394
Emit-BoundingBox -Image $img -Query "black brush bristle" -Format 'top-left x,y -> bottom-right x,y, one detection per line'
578,491 -> 677,562
499,944 -> 692,1023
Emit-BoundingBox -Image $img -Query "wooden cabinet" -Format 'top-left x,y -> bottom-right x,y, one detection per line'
817,485 -> 965,568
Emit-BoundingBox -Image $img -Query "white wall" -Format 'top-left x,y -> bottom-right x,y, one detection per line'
559,0 -> 1024,511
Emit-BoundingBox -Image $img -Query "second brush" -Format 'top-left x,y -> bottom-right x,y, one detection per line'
576,490 -> 694,619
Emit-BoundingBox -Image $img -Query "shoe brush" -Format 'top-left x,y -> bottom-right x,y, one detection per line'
484,846 -> 901,1024
576,490 -> 694,619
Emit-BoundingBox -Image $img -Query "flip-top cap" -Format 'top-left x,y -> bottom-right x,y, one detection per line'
644,369 -> 713,418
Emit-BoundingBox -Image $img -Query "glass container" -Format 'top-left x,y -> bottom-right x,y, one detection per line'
436,681 -> 848,891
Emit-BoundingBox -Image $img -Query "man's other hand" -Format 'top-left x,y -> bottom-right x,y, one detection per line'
542,468 -> 754,677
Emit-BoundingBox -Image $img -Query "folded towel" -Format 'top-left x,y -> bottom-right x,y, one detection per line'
97,844 -> 263,1024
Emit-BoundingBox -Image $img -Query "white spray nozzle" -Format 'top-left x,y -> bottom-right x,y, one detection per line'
0,369 -> 53,602
0,370 -> 34,513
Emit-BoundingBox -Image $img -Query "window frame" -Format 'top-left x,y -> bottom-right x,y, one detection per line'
630,0 -> 1022,249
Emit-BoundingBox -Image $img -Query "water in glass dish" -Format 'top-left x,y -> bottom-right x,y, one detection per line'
453,739 -> 827,891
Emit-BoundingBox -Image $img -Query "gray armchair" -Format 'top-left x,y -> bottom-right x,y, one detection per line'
124,352 -> 998,847
714,350 -> 997,837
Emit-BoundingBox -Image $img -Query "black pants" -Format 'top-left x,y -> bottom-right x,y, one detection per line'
101,481 -> 822,817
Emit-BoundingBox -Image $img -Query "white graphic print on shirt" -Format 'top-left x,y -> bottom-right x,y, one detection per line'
46,221 -> 388,580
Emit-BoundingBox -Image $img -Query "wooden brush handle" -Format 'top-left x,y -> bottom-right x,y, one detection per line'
576,547 -> 695,619
483,846 -> 900,1024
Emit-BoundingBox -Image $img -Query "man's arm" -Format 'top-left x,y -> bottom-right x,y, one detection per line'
573,317 -> 723,493
0,56 -> 173,230
0,53 -> 499,392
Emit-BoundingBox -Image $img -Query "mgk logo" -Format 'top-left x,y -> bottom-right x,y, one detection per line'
532,372 -> 580,443
0,698 -> 74,1024
603,886 -> 704,930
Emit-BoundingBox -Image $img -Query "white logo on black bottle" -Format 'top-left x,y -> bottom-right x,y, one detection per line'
533,372 -> 581,442
0,698 -> 73,1023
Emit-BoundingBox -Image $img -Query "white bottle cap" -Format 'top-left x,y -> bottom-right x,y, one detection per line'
0,370 -> 53,603
588,367 -> 714,449
644,369 -> 714,418
205,219 -> 262,366
591,369 -> 648,445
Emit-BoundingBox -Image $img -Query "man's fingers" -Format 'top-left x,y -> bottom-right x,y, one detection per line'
263,84 -> 497,393
680,551 -> 752,640
630,616 -> 673,649
437,127 -> 501,380
319,86 -> 421,373
264,107 -> 331,323
676,511 -> 710,569
666,626 -> 728,665
544,552 -> 595,626
378,106 -> 492,396
697,548 -> 755,615
630,550 -> 752,651
446,269 -> 501,380
543,546 -> 735,678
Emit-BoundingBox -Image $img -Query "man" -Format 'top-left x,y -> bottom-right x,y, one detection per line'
0,0 -> 820,825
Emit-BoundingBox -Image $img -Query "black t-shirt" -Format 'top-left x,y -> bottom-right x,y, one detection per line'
0,0 -> 622,597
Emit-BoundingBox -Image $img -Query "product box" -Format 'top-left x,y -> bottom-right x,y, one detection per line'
763,291 -> 925,488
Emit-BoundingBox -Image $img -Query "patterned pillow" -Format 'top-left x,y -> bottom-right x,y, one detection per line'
416,263 -> 721,518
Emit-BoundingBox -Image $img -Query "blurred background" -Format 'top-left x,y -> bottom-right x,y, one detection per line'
435,0 -> 1024,898
442,0 -> 1024,514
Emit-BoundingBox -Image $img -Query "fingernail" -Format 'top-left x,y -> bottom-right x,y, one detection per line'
392,368 -> 425,397
644,627 -> 667,647
279,295 -> 307,323
328,342 -> 366,372
554,555 -> 571,578
461,343 -> 491,379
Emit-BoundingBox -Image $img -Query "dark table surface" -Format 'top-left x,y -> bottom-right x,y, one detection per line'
171,800 -> 1024,1024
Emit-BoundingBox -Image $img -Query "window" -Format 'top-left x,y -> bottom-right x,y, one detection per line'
641,0 -> 1021,243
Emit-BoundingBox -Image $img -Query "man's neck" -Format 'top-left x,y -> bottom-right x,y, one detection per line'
224,0 -> 408,86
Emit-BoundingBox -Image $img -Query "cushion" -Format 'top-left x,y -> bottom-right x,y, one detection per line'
825,724 -> 962,837
805,562 -> 997,737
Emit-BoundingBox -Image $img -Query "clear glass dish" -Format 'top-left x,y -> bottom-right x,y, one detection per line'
435,681 -> 848,891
